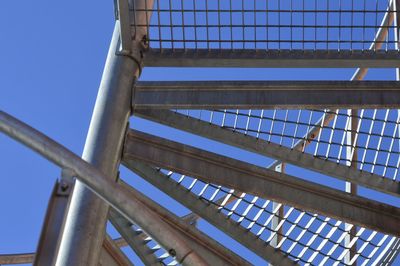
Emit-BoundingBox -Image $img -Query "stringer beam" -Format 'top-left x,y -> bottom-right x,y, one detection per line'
124,160 -> 296,265
123,129 -> 400,237
135,109 -> 400,197
100,235 -> 133,266
111,180 -> 252,266
109,210 -> 166,265
34,171 -> 131,266
34,178 -> 72,265
0,237 -> 132,266
133,81 -> 400,109
144,49 -> 400,68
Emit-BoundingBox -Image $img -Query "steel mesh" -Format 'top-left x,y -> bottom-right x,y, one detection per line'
175,109 -> 400,181
132,0 -> 398,51
157,168 -> 396,265
126,0 -> 400,264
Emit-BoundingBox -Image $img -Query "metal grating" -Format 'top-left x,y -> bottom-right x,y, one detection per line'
157,168 -> 396,266
131,106 -> 400,264
132,0 -> 399,51
126,0 -> 400,261
175,109 -> 400,181
2,0 -> 400,264
126,0 -> 400,264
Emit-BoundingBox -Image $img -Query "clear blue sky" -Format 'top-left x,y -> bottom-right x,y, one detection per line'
1,0 -> 399,265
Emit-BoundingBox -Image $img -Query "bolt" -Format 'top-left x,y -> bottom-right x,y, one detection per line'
142,35 -> 148,46
168,249 -> 176,257
60,182 -> 69,192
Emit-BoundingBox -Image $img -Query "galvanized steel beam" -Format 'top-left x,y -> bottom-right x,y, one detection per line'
109,210 -> 162,266
116,0 -> 131,52
99,235 -> 133,266
344,110 -> 359,264
34,175 -> 73,265
124,161 -> 296,266
144,49 -> 400,68
135,109 -> 400,197
0,238 -> 130,265
123,129 -> 400,236
0,110 -> 207,266
112,180 -> 252,266
0,238 -> 130,266
55,22 -> 140,265
133,81 -> 400,109
55,0 -> 155,261
0,253 -> 34,265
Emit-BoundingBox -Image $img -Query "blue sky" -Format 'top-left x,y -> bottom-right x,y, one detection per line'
1,0 -> 399,265
0,0 -> 115,263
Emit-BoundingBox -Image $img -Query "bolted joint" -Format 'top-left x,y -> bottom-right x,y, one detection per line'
57,168 -> 75,195
168,248 -> 176,257
57,179 -> 73,196
141,35 -> 149,49
116,39 -> 146,76
60,181 -> 69,191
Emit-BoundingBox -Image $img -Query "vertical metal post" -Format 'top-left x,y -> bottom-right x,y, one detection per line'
269,163 -> 285,265
395,0 -> 400,80
344,109 -> 358,265
55,22 -> 141,265
270,163 -> 284,250
34,170 -> 73,265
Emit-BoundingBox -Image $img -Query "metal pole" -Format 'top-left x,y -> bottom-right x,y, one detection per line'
344,110 -> 359,265
269,163 -> 285,266
55,23 -> 137,265
270,163 -> 284,249
0,111 -> 207,266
